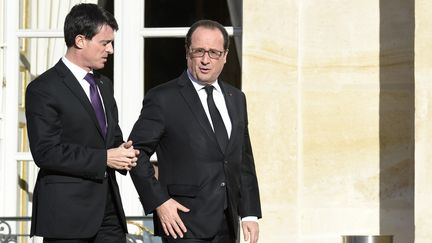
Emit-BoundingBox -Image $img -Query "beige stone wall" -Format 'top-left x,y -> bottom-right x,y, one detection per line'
415,1 -> 432,243
243,0 -> 415,242
243,1 -> 300,242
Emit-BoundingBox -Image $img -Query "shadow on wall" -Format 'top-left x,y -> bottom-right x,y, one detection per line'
379,0 -> 414,242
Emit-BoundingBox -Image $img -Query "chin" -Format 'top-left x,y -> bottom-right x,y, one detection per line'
95,64 -> 105,70
197,75 -> 212,83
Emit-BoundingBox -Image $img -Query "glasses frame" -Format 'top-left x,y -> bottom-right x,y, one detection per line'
188,47 -> 227,59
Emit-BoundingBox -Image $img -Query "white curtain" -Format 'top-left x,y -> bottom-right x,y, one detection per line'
227,0 -> 242,67
27,0 -> 97,77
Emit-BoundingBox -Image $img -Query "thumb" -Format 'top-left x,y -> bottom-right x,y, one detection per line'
123,140 -> 133,149
176,202 -> 190,212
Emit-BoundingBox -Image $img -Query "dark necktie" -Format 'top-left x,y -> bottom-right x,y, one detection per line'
84,73 -> 107,137
204,85 -> 228,152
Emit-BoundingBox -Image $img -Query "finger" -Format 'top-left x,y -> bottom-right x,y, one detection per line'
161,222 -> 169,236
129,152 -> 138,159
113,157 -> 129,164
249,229 -> 257,243
177,219 -> 187,233
171,221 -> 184,238
113,161 -> 130,169
124,149 -> 136,158
124,140 -> 133,148
115,164 -> 126,170
254,228 -> 259,242
119,142 -> 130,150
123,157 -> 134,163
115,160 -> 130,167
167,223 -> 178,239
250,225 -> 259,243
252,233 -> 259,243
127,164 -> 137,170
242,224 -> 249,241
176,203 -> 190,212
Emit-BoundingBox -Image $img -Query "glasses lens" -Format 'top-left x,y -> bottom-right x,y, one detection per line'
209,50 -> 220,59
190,48 -> 223,59
191,49 -> 204,57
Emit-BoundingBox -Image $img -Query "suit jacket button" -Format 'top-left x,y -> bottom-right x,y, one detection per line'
220,182 -> 226,187
224,160 -> 228,164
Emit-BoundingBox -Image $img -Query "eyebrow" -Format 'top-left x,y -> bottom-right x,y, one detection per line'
99,39 -> 113,44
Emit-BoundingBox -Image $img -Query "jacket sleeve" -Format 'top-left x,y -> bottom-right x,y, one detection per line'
239,93 -> 262,219
128,90 -> 170,214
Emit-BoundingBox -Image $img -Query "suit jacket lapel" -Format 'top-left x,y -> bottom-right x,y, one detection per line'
55,60 -> 106,140
177,72 -> 220,149
219,81 -> 239,154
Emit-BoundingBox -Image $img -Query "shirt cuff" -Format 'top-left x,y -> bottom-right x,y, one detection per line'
241,216 -> 258,222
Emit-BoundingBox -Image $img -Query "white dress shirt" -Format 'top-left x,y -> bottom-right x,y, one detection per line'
187,70 -> 232,138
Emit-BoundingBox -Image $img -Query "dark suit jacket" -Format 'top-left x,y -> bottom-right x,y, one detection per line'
129,71 -> 262,239
25,60 -> 127,238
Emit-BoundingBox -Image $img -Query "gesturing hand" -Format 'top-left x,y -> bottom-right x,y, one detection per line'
156,198 -> 190,239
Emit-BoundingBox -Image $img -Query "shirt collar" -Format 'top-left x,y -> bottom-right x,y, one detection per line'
62,56 -> 93,82
186,69 -> 222,93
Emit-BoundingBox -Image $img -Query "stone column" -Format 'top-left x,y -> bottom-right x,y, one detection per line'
243,1 -> 414,242
243,1 -> 299,242
415,1 -> 432,242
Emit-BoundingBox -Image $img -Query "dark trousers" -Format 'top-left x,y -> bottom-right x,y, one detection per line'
161,212 -> 236,243
43,178 -> 125,243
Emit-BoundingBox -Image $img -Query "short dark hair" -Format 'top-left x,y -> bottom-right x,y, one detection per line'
64,3 -> 118,48
185,20 -> 229,50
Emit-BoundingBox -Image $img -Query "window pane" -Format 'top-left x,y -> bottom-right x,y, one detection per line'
143,1 -> 242,93
144,37 -> 241,93
20,0 -> 98,29
144,0 -> 233,27
144,38 -> 185,92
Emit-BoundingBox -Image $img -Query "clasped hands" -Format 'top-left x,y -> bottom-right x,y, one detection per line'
107,140 -> 139,170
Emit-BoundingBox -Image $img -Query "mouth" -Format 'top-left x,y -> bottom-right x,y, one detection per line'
199,67 -> 210,74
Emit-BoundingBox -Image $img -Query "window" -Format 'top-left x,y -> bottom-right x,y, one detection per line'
143,0 -> 242,93
1,1 -> 242,241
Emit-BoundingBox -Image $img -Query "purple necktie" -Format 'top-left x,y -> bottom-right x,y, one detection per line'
84,73 -> 107,137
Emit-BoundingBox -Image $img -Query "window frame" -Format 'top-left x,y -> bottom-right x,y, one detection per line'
0,0 -> 242,219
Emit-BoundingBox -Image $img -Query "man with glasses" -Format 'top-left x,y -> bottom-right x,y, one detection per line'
129,20 -> 262,243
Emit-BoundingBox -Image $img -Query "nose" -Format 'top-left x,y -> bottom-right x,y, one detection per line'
106,42 -> 114,54
200,52 -> 210,64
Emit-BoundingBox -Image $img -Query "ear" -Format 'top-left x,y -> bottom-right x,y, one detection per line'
74,35 -> 86,49
223,49 -> 229,63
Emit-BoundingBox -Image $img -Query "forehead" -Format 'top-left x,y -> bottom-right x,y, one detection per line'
93,25 -> 115,40
190,27 -> 224,48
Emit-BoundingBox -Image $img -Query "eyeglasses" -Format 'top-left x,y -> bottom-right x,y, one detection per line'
189,48 -> 226,59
